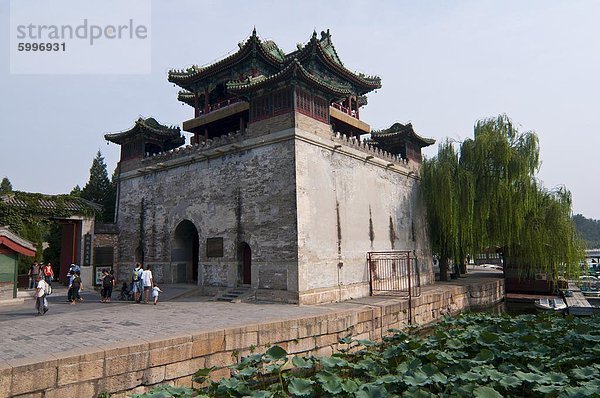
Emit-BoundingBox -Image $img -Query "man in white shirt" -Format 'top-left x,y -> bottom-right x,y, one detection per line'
34,275 -> 49,315
141,265 -> 153,304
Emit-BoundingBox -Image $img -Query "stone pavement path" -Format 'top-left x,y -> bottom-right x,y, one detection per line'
0,269 -> 503,363
0,290 -> 346,363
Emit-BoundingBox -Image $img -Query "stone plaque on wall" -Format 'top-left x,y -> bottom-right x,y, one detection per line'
83,234 -> 92,266
206,237 -> 224,258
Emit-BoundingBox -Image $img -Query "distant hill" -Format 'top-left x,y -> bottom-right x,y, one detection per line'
573,214 -> 600,249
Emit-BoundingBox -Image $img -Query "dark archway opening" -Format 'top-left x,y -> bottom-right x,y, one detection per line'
172,220 -> 199,283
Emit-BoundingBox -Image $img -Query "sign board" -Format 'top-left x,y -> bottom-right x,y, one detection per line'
206,237 -> 224,258
83,234 -> 92,266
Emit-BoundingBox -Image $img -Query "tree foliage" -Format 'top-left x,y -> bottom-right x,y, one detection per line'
70,185 -> 82,196
81,150 -> 115,222
422,115 -> 583,281
0,177 -> 13,194
573,214 -> 600,249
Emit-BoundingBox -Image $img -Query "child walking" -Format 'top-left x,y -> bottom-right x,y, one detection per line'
152,285 -> 162,305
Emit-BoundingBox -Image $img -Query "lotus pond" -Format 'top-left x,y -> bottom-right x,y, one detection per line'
134,312 -> 600,397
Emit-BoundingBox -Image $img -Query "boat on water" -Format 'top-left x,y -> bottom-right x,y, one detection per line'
534,297 -> 567,311
582,289 -> 600,298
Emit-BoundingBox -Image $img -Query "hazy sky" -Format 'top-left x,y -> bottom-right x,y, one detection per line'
2,1 -> 599,218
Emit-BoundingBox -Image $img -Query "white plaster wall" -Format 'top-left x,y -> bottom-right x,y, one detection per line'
295,130 -> 433,294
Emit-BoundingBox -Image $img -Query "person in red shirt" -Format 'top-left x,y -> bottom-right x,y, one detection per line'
41,262 -> 54,285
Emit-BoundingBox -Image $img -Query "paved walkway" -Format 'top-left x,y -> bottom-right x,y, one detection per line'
0,269 -> 503,364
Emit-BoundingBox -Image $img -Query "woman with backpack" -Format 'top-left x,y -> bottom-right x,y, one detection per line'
132,263 -> 143,303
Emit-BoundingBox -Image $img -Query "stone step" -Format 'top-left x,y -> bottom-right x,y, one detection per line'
212,287 -> 256,303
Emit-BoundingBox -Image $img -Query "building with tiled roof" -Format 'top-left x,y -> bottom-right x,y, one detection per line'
168,28 -> 381,143
0,226 -> 35,301
107,29 -> 434,305
1,192 -> 100,285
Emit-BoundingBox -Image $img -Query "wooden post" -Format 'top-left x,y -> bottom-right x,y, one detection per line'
355,96 -> 360,119
204,127 -> 208,143
194,92 -> 199,117
239,116 -> 245,134
204,90 -> 210,114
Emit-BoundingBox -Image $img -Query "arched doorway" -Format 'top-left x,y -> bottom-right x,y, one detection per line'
172,220 -> 199,283
240,242 -> 251,285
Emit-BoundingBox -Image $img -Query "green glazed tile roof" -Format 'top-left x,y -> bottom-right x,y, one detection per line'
105,117 -> 183,146
227,59 -> 353,97
168,28 -> 284,85
371,122 -> 436,147
168,29 -> 381,95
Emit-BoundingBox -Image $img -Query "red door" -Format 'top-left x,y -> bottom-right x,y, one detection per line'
242,243 -> 251,285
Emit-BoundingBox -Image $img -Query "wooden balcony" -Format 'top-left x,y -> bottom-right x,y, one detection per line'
183,101 -> 249,132
330,106 -> 370,134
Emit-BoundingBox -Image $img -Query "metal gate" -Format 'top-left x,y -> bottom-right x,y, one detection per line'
367,251 -> 421,297
368,251 -> 421,324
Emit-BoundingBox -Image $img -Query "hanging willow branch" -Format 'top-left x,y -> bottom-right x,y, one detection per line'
422,115 -> 583,281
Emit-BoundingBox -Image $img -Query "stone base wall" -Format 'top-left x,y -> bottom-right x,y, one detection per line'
1,278 -> 503,397
298,281 -> 370,305
0,281 -> 14,301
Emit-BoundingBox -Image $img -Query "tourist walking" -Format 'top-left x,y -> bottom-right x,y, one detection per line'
69,263 -> 81,274
151,285 -> 162,305
34,275 -> 49,315
101,269 -> 115,303
70,271 -> 83,304
28,261 -> 39,289
132,263 -> 143,303
142,265 -> 153,303
67,270 -> 76,303
41,262 -> 54,285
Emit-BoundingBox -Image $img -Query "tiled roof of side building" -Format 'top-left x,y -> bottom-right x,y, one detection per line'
371,122 -> 436,147
1,192 -> 102,214
0,226 -> 36,256
104,117 -> 183,145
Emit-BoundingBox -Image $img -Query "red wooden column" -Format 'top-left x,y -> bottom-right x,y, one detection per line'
194,92 -> 199,117
204,89 -> 210,114
355,96 -> 360,119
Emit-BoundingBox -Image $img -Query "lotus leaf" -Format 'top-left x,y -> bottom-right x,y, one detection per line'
287,378 -> 314,396
316,371 -> 343,394
355,384 -> 388,398
264,345 -> 287,361
473,386 -> 503,398
341,379 -> 360,393
292,356 -> 314,369
320,356 -> 348,368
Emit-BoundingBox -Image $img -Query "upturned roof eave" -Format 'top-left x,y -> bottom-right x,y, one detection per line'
168,29 -> 285,89
291,33 -> 382,92
372,123 -> 436,148
105,118 -> 181,145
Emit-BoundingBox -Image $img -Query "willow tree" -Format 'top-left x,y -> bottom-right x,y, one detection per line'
421,140 -> 460,281
422,115 -> 583,282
